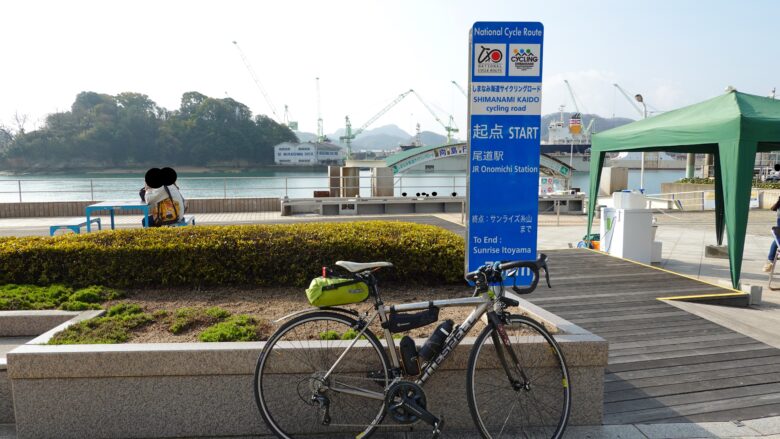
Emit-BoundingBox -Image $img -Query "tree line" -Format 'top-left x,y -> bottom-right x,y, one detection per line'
0,91 -> 298,170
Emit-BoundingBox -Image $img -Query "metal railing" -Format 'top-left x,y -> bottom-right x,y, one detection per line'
0,174 -> 468,203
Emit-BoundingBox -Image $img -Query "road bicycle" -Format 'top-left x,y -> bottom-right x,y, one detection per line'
254,253 -> 571,438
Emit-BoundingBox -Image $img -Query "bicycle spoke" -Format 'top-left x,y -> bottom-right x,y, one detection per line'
497,398 -> 520,438
255,312 -> 389,438
468,316 -> 570,439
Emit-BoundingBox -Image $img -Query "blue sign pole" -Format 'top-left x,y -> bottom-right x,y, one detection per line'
466,22 -> 544,279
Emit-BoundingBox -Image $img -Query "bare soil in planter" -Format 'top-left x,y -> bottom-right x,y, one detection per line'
107,284 -> 511,342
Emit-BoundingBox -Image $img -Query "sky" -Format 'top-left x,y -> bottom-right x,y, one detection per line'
2,0 -> 779,138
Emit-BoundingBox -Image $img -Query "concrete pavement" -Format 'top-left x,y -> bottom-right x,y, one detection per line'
2,209 -> 780,438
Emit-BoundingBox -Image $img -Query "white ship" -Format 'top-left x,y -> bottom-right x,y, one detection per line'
541,107 -> 690,171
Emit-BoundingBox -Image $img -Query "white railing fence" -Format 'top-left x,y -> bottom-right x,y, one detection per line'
644,190 -> 715,211
0,175 -> 468,203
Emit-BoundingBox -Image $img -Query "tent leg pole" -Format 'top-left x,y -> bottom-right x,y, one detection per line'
686,153 -> 695,178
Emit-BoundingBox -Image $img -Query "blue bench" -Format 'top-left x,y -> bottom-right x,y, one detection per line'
168,215 -> 195,227
50,218 -> 102,236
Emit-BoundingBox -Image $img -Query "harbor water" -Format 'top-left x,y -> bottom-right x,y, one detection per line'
0,168 -> 683,203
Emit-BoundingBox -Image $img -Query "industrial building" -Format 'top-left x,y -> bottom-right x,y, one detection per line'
273,142 -> 345,165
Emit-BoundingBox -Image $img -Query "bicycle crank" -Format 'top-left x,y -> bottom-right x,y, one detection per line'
385,381 -> 443,436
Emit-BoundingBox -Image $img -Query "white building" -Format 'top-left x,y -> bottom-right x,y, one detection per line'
273,142 -> 345,165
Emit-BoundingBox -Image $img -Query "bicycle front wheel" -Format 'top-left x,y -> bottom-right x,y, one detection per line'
467,315 -> 571,439
254,311 -> 391,439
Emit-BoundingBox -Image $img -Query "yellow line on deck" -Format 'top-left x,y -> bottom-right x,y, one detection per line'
659,292 -> 747,301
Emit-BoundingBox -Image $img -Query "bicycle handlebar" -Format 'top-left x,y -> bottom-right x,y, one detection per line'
465,253 -> 551,295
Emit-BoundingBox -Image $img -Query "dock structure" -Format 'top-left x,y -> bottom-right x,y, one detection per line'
530,249 -> 780,424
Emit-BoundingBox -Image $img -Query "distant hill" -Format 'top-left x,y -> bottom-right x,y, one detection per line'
296,114 -> 635,150
294,131 -> 318,142
541,112 -> 634,142
416,131 -> 450,147
348,126 -> 463,150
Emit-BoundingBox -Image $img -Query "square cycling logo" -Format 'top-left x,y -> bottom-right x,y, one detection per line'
509,44 -> 541,76
474,44 -> 505,76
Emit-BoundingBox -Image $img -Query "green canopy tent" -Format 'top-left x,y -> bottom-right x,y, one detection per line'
587,90 -> 780,288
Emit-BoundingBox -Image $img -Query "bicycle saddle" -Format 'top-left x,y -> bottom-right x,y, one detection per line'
335,261 -> 394,273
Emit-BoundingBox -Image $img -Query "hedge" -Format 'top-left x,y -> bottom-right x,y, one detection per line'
677,177 -> 780,189
0,221 -> 465,288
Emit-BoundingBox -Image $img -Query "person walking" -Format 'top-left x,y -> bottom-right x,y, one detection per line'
764,195 -> 780,272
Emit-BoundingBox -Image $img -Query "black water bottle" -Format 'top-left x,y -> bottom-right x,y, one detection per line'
399,336 -> 420,376
418,319 -> 454,361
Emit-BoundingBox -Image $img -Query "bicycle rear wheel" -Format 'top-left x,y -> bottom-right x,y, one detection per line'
254,311 -> 391,439
467,315 -> 571,439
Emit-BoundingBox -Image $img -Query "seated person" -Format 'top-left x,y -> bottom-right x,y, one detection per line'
161,167 -> 187,213
767,164 -> 780,182
141,167 -> 185,226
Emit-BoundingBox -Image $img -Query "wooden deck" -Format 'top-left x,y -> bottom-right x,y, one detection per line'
527,249 -> 780,424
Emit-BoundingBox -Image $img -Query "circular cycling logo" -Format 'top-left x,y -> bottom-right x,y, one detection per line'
478,46 -> 503,63
511,48 -> 538,71
474,44 -> 505,76
508,44 -> 541,76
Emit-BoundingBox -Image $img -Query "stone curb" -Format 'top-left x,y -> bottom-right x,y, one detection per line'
0,311 -> 79,337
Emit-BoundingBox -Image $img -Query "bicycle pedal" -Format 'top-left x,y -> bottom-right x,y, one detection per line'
431,418 -> 444,438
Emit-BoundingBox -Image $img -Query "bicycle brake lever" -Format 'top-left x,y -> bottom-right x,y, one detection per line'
537,253 -> 551,288
543,266 -> 551,288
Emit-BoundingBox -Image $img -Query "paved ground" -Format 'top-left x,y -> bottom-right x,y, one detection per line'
3,420 -> 780,438
0,337 -> 31,364
3,209 -> 780,437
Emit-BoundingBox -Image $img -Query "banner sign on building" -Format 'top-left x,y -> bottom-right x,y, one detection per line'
466,22 -> 544,279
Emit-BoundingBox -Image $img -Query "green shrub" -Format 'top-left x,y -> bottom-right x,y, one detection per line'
199,315 -> 258,342
341,328 -> 359,340
69,289 -> 101,304
168,306 -> 232,334
59,301 -> 101,311
205,306 -> 230,320
69,285 -> 121,303
48,312 -> 153,344
107,303 -> 142,317
677,177 -> 780,190
0,284 -> 72,310
0,222 -> 465,288
169,307 -> 200,334
751,182 -> 780,189
677,177 -> 714,185
0,284 -> 120,311
319,330 -> 340,340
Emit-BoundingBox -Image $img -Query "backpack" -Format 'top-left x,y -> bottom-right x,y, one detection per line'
154,186 -> 182,226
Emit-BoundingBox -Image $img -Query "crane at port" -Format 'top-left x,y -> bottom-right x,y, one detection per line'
339,89 -> 414,159
564,80 -> 595,137
315,77 -> 325,142
613,83 -> 662,188
232,40 -> 297,128
411,90 -> 459,144
283,105 -> 298,130
451,80 -> 468,98
612,83 -> 645,118
564,80 -> 585,114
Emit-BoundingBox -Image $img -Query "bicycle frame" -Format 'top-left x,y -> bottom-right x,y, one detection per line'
320,280 -> 503,400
